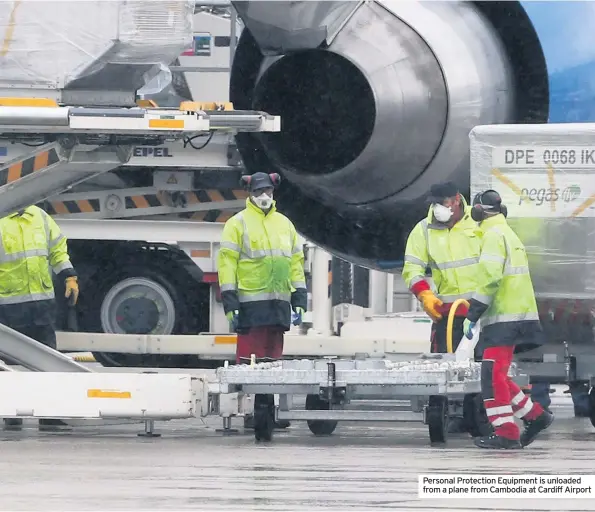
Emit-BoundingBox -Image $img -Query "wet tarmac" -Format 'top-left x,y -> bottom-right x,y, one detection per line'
0,386 -> 593,511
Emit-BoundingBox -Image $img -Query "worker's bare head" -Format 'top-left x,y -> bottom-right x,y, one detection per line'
241,172 -> 281,210
429,181 -> 462,224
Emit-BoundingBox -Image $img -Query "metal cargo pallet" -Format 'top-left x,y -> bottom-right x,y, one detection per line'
217,355 -> 530,443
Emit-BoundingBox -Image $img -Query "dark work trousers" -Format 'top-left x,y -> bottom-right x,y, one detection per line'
13,324 -> 56,348
0,314 -> 62,427
431,315 -> 465,354
0,323 -> 57,365
530,382 -> 552,411
0,299 -> 57,350
236,326 -> 285,364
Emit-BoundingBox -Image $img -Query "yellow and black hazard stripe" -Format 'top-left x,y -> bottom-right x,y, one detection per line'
180,209 -> 240,223
0,148 -> 60,186
43,199 -> 101,215
125,193 -> 163,210
41,189 -> 248,219
177,189 -> 248,222
125,189 -> 248,212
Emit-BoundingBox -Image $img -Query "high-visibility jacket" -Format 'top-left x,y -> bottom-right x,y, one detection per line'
217,198 -> 307,331
467,213 -> 540,330
402,198 -> 482,315
0,206 -> 76,306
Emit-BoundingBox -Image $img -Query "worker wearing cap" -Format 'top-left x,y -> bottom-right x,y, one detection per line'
403,182 -> 482,354
217,172 -> 307,364
0,205 -> 79,430
463,189 -> 554,449
403,181 -> 483,434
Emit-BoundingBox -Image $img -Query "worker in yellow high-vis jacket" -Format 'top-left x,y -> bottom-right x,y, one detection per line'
402,181 -> 485,435
218,172 -> 307,432
217,172 -> 307,364
403,182 -> 483,354
462,189 -> 553,450
0,205 -> 79,430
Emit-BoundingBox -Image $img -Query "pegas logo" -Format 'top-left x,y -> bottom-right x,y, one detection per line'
519,185 -> 581,206
561,184 -> 581,202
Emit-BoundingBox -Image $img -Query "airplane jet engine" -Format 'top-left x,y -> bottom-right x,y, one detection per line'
230,0 -> 551,269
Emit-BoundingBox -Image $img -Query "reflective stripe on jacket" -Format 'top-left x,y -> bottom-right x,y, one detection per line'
217,198 -> 307,330
0,206 -> 75,305
402,198 -> 482,304
469,214 -> 539,327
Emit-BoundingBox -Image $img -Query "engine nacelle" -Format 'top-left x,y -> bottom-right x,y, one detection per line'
230,1 -> 549,269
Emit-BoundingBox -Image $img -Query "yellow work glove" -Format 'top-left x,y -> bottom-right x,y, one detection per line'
65,276 -> 79,305
418,290 -> 443,322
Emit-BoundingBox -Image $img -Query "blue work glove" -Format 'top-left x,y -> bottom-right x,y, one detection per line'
292,307 -> 305,326
226,310 -> 239,332
463,318 -> 476,340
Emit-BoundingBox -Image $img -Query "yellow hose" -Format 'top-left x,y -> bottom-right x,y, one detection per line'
446,299 -> 470,354
70,353 -> 96,363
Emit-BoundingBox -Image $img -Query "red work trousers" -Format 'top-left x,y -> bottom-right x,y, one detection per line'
236,326 -> 285,364
482,346 -> 543,440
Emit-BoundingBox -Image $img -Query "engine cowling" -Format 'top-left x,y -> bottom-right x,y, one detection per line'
230,0 -> 549,270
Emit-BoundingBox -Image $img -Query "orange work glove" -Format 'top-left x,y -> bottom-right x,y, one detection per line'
418,290 -> 443,322
65,276 -> 79,305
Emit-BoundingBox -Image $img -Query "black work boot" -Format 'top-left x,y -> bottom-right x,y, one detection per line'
520,410 -> 554,447
474,434 -> 523,450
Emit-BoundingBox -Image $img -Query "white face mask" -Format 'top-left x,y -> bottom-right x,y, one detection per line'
433,203 -> 453,223
253,192 -> 273,210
